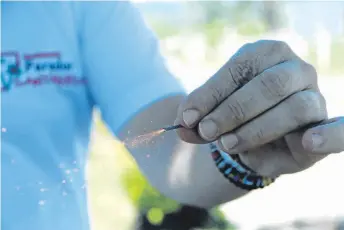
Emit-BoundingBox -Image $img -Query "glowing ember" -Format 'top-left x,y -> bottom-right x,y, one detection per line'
124,129 -> 165,148
38,200 -> 46,206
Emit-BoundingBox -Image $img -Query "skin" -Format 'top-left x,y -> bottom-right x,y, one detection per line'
118,40 -> 344,208
175,40 -> 344,177
118,95 -> 249,208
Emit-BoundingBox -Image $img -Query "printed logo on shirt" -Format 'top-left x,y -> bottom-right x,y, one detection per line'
1,51 -> 87,92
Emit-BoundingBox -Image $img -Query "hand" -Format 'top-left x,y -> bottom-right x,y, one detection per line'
175,40 -> 344,177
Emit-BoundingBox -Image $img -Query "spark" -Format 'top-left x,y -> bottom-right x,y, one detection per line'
123,129 -> 165,148
38,200 -> 46,206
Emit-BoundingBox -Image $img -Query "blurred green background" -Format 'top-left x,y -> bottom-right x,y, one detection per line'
87,1 -> 344,230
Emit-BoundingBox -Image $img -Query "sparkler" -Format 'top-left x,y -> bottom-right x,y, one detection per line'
161,124 -> 183,132
123,124 -> 183,148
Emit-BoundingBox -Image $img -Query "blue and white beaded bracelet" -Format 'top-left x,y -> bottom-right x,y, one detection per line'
209,143 -> 276,191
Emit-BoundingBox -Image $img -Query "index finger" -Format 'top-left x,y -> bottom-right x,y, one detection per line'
179,40 -> 298,128
303,117 -> 344,154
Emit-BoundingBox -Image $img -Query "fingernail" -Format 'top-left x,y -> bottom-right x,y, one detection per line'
221,134 -> 239,151
183,109 -> 200,127
311,133 -> 324,150
199,120 -> 218,140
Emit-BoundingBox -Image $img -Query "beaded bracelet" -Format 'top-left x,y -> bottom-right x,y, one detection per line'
209,143 -> 276,191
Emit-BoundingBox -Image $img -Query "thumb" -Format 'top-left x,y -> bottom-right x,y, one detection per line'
174,99 -> 207,144
302,117 -> 344,154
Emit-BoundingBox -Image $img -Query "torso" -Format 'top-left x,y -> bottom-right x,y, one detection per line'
2,2 -> 93,229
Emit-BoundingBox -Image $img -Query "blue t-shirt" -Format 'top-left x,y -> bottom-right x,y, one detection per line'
1,2 -> 184,230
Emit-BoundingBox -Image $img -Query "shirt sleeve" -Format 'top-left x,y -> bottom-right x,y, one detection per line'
77,1 -> 185,135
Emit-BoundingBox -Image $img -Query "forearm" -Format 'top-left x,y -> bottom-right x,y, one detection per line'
151,139 -> 249,208
117,95 -> 249,208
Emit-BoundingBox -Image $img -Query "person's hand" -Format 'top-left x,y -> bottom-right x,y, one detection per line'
175,40 -> 344,177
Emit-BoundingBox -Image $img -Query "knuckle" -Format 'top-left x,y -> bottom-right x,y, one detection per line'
250,127 -> 265,145
270,40 -> 292,54
239,42 -> 252,52
237,42 -> 254,54
300,61 -> 318,83
253,39 -> 292,55
186,89 -> 208,111
228,42 -> 256,88
227,100 -> 246,125
260,68 -> 292,99
228,60 -> 252,88
186,90 -> 198,105
291,91 -> 327,124
208,84 -> 224,105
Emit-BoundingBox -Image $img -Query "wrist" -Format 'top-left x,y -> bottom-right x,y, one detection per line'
237,150 -> 284,178
209,143 -> 277,191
